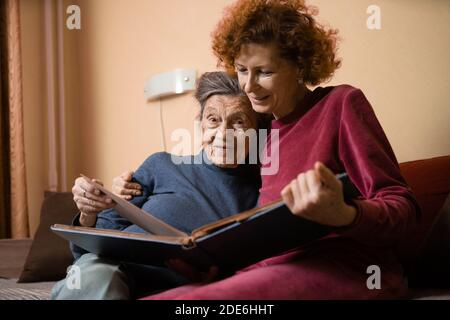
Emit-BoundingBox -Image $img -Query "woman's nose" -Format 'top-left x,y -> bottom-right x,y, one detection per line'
216,123 -> 233,142
211,123 -> 225,141
244,73 -> 258,94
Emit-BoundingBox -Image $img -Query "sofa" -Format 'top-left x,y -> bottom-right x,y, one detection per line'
0,155 -> 449,300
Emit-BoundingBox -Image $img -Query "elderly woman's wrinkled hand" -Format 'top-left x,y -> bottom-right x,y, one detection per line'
112,171 -> 142,200
72,177 -> 115,227
281,162 -> 358,227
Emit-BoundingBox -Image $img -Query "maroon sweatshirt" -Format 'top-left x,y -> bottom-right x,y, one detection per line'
260,84 -> 420,263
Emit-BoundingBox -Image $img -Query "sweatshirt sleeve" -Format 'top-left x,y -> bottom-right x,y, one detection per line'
335,88 -> 420,247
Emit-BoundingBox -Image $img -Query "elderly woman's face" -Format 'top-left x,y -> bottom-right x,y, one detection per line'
201,95 -> 258,168
235,42 -> 303,119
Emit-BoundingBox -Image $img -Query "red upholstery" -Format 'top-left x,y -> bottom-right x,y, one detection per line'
398,155 -> 450,266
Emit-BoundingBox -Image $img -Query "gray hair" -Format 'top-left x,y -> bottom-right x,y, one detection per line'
195,71 -> 247,119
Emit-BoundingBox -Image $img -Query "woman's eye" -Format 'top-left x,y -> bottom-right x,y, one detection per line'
236,67 -> 247,74
260,70 -> 273,76
234,119 -> 245,127
207,117 -> 219,125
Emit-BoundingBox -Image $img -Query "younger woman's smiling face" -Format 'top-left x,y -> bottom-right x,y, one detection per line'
201,94 -> 258,168
235,42 -> 304,120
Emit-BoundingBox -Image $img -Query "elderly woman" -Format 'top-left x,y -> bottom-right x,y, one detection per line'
134,0 -> 419,300
51,71 -> 264,300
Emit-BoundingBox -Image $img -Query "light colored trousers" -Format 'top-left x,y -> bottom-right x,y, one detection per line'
51,253 -> 188,300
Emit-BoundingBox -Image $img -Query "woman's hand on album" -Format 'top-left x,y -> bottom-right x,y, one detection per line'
112,171 -> 142,200
281,162 -> 358,227
165,259 -> 219,283
72,177 -> 115,227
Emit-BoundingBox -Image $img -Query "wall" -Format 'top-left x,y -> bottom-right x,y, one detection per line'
20,0 -> 450,236
313,0 -> 450,162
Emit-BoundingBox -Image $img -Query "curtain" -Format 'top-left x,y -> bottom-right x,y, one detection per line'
0,0 -> 29,239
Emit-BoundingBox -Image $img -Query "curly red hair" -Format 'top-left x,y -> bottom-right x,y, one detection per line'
211,0 -> 341,86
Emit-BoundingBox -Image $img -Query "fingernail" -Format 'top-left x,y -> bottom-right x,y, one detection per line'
95,189 -> 100,195
106,198 -> 112,203
136,191 -> 142,195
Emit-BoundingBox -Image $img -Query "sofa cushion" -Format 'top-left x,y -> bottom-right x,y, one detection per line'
0,239 -> 33,279
398,155 -> 450,266
0,278 -> 54,300
18,192 -> 78,283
